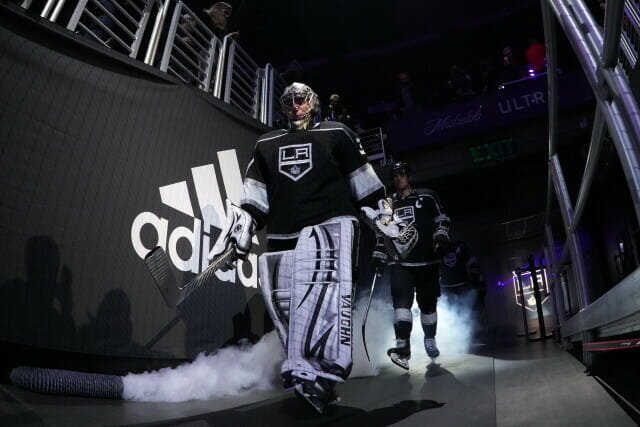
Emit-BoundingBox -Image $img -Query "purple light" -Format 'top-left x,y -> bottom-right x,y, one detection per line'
496,280 -> 506,287
528,68 -> 535,77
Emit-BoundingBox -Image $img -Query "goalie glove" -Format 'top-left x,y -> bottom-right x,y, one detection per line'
208,200 -> 256,272
362,199 -> 418,260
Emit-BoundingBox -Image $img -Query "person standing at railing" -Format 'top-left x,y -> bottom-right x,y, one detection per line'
323,93 -> 362,133
203,2 -> 234,38
499,46 -> 524,84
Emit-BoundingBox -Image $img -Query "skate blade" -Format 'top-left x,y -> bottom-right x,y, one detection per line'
294,384 -> 325,415
389,354 -> 410,370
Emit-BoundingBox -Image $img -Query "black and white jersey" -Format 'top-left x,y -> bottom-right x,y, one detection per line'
242,121 -> 385,245
391,188 -> 449,265
440,241 -> 473,287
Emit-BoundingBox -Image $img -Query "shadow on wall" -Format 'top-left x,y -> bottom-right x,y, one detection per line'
0,235 -> 264,373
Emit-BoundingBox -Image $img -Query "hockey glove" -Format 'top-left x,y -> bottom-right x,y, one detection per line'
371,240 -> 388,276
362,199 -> 418,260
208,200 -> 256,272
432,226 -> 451,258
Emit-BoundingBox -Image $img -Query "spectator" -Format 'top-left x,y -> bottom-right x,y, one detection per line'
499,46 -> 523,83
395,72 -> 420,116
324,93 -> 362,131
475,57 -> 497,95
447,63 -> 474,101
203,2 -> 233,38
525,37 -> 546,74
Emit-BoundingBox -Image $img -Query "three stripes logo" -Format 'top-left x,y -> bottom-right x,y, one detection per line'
130,149 -> 258,288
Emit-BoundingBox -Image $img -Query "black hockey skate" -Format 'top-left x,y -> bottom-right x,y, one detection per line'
387,344 -> 411,370
293,377 -> 339,414
425,337 -> 440,361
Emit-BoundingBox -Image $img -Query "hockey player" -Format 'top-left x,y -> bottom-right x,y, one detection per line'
440,240 -> 487,336
378,161 -> 451,369
207,83 -> 408,413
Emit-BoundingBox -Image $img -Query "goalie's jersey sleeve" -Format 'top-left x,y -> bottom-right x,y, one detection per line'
241,121 -> 385,237
392,188 -> 450,265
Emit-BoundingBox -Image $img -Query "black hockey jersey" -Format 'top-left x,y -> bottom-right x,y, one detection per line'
440,241 -> 485,289
440,241 -> 473,288
391,188 -> 449,265
242,121 -> 385,244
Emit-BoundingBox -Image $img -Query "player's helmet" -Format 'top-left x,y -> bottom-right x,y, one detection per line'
391,161 -> 410,178
280,82 -> 320,131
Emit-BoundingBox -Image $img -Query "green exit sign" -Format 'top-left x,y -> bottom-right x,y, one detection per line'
469,137 -> 516,164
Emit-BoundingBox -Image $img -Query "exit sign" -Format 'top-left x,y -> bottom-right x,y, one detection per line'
469,137 -> 516,164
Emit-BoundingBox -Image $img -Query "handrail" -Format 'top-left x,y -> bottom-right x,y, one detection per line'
542,0 -> 640,346
14,0 -> 286,125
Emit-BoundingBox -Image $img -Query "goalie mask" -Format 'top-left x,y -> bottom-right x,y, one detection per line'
280,82 -> 320,131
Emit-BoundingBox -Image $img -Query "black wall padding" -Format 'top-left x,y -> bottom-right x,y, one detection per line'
10,366 -> 123,399
0,4 -> 271,360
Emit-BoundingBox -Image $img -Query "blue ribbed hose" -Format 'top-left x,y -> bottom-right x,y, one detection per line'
10,366 -> 123,399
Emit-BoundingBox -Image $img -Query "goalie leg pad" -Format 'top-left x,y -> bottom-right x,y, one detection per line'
281,216 -> 358,384
259,250 -> 295,348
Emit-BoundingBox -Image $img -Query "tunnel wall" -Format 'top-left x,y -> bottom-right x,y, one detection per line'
0,6 -> 271,360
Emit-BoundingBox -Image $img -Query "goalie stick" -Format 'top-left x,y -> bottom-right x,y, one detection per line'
144,245 -> 236,307
361,271 -> 380,362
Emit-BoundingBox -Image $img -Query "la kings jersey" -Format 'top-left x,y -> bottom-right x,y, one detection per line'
392,188 -> 449,265
440,241 -> 472,287
242,121 -> 385,244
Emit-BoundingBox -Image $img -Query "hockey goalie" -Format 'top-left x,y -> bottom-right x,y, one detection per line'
208,82 -> 414,413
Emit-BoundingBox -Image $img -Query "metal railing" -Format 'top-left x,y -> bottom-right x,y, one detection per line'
213,34 -> 265,120
67,0 -> 158,58
261,64 -> 287,127
358,128 -> 389,167
159,2 -> 221,92
541,0 -> 640,357
619,0 -> 640,76
15,0 -> 283,125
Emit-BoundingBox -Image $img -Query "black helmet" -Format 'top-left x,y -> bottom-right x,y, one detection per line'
391,161 -> 410,178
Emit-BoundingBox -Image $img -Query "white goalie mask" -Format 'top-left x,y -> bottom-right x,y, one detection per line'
280,82 -> 320,131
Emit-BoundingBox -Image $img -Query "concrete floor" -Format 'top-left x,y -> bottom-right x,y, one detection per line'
0,339 -> 634,426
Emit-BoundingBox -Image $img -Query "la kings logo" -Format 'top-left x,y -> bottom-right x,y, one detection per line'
279,143 -> 312,181
394,206 -> 415,226
130,149 -> 258,288
443,251 -> 457,267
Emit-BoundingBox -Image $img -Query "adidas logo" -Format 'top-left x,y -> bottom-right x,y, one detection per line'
130,149 -> 259,288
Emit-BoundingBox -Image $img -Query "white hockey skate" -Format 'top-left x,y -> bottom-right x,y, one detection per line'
425,337 -> 440,362
387,344 -> 411,370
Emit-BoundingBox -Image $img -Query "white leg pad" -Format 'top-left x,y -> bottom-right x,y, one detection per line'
281,216 -> 357,383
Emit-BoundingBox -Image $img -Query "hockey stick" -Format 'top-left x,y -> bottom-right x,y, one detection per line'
361,272 -> 380,362
144,245 -> 236,307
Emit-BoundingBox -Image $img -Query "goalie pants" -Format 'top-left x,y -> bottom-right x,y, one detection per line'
259,216 -> 358,385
